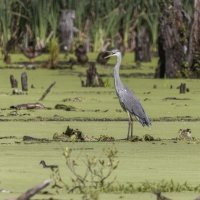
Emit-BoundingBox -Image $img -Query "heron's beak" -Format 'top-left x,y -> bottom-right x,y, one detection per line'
104,51 -> 114,59
104,54 -> 112,59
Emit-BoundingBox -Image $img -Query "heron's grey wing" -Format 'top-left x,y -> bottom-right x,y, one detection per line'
118,87 -> 151,126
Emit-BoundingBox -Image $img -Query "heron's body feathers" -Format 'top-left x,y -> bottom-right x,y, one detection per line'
116,86 -> 151,126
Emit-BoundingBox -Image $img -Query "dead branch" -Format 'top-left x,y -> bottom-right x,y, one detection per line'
39,81 -> 56,101
10,179 -> 51,200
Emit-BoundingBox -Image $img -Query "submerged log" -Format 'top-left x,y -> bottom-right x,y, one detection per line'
10,103 -> 45,110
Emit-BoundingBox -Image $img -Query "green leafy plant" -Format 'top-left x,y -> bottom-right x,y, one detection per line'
63,147 -> 119,194
48,147 -> 119,199
47,37 -> 60,68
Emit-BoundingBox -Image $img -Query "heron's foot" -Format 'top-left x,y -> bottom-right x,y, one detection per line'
126,135 -> 134,141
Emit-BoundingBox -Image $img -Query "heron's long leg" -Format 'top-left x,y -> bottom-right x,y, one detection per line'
127,112 -> 132,140
127,121 -> 130,139
130,115 -> 133,138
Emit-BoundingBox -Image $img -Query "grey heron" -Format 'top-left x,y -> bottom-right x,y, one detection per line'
106,49 -> 151,139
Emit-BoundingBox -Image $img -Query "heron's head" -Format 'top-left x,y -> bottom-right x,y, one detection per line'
104,49 -> 121,58
40,160 -> 46,166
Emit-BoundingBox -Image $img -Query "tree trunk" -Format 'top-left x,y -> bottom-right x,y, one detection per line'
157,0 -> 189,78
58,10 -> 79,51
127,24 -> 136,52
114,18 -> 125,56
188,0 -> 200,76
135,25 -> 152,62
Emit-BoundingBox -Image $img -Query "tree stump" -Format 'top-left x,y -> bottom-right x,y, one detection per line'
83,62 -> 104,87
96,51 -> 110,65
96,39 -> 111,65
3,53 -> 11,64
21,72 -> 28,91
180,83 -> 186,94
10,75 -> 18,88
75,44 -> 88,64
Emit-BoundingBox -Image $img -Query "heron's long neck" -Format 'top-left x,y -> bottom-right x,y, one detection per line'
114,55 -> 123,91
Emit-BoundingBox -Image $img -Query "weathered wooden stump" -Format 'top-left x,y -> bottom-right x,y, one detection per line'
4,54 -> 11,64
83,62 -> 104,87
21,72 -> 28,91
180,83 -> 186,94
96,51 -> 110,65
10,75 -> 18,88
75,44 -> 88,65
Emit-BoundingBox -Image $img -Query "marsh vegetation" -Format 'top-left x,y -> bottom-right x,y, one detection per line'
0,53 -> 200,200
0,1 -> 200,200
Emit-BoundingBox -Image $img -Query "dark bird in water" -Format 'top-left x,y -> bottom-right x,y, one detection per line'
40,160 -> 58,170
105,49 -> 151,139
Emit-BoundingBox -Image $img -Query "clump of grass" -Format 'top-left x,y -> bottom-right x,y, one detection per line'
103,179 -> 200,193
47,37 -> 60,68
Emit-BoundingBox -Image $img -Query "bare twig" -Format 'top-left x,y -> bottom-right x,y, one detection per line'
39,81 -> 56,101
10,179 -> 51,200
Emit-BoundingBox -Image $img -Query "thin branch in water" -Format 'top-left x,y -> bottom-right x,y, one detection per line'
39,81 -> 56,101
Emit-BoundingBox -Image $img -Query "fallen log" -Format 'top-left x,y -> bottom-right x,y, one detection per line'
23,135 -> 50,142
10,179 -> 51,200
10,103 -> 45,110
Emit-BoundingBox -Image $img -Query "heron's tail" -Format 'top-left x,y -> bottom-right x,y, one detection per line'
139,114 -> 151,127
